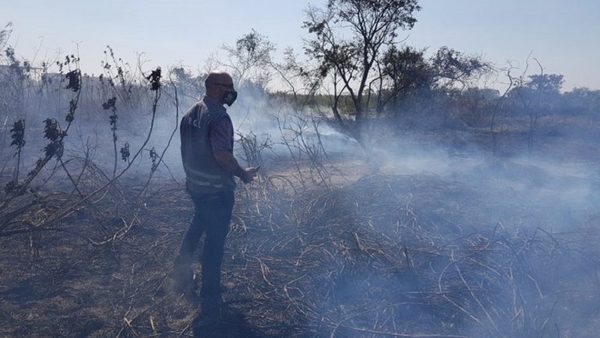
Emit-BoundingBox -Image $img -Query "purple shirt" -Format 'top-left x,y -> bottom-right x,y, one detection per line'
210,117 -> 234,153
203,96 -> 234,153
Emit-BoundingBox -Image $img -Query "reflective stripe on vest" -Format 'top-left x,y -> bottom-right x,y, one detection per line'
186,177 -> 224,189
185,167 -> 222,180
185,167 -> 227,189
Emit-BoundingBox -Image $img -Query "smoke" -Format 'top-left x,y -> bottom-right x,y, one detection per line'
296,104 -> 600,335
3,52 -> 600,337
212,78 -> 600,335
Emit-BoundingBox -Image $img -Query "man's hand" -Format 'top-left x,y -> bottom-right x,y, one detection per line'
214,150 -> 259,184
241,167 -> 259,184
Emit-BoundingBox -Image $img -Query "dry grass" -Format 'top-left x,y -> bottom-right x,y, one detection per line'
1,165 -> 599,337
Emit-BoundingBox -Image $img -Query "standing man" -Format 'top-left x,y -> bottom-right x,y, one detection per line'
174,72 -> 257,317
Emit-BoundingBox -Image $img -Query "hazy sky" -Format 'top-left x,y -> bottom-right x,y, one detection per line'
2,0 -> 599,91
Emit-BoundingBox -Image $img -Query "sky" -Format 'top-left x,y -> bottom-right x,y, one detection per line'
1,0 -> 599,91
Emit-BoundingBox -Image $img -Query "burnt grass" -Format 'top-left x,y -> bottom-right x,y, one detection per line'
2,119 -> 600,337
2,167 -> 600,337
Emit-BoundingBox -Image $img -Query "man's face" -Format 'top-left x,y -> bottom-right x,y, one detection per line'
214,76 -> 237,106
215,77 -> 234,96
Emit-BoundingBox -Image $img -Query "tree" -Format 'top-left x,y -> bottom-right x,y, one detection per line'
526,73 -> 563,94
507,58 -> 564,155
377,45 -> 431,113
378,46 -> 489,117
429,47 -> 490,89
304,0 -> 421,139
170,66 -> 205,101
220,29 -> 275,89
563,87 -> 600,115
304,1 -> 489,142
0,22 -> 12,51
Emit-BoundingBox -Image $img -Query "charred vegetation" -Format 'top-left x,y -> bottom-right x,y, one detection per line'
2,7 -> 600,338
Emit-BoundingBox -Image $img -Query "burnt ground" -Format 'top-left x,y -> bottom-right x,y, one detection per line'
2,116 -> 600,337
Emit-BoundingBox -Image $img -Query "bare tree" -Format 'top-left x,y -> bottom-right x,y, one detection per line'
0,22 -> 12,51
508,58 -> 563,156
220,29 -> 275,88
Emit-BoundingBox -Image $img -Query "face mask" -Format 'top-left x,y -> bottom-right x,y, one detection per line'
223,90 -> 238,106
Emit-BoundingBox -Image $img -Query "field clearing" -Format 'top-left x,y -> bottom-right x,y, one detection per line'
3,1 -> 600,335
2,142 -> 600,337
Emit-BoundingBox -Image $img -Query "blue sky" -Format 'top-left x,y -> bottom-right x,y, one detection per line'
2,0 -> 599,90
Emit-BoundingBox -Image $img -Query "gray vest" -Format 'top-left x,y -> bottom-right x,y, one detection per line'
180,101 -> 235,194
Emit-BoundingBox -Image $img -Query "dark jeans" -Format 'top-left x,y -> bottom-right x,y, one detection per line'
174,190 -> 234,298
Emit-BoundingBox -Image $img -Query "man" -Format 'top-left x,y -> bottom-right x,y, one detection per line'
174,72 -> 258,317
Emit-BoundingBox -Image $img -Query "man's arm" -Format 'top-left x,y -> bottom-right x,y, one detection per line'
210,116 -> 257,183
214,150 -> 257,183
